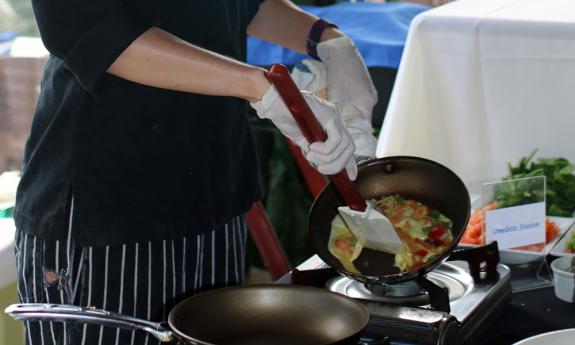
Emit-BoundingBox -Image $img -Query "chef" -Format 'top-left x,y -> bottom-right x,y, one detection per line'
13,0 -> 377,344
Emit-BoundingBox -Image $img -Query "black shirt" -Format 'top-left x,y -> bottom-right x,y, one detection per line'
15,0 -> 264,246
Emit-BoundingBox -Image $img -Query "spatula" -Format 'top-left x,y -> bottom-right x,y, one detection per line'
267,64 -> 404,256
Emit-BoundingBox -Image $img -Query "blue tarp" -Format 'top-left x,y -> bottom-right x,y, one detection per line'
0,32 -> 16,56
0,32 -> 16,43
247,2 -> 428,69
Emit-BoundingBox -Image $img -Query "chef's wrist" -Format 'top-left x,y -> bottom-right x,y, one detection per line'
320,26 -> 344,43
307,18 -> 341,61
244,67 -> 270,102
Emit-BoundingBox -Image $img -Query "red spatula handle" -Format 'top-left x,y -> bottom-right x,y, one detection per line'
267,64 -> 366,212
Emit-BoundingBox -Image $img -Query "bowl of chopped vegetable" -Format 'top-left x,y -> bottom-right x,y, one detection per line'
550,226 -> 575,257
550,256 -> 575,303
461,150 -> 575,264
461,210 -> 574,264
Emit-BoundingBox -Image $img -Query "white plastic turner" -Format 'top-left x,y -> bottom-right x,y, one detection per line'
267,64 -> 404,256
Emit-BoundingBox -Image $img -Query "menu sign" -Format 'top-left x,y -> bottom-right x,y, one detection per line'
481,176 -> 546,250
484,202 -> 546,249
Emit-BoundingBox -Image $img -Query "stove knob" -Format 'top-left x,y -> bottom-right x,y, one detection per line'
437,317 -> 461,345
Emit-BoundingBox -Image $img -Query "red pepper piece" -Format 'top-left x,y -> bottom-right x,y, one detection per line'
429,225 -> 445,240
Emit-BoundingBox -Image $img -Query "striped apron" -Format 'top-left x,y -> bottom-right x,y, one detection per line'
14,198 -> 247,345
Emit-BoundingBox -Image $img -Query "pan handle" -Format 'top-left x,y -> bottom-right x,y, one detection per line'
267,64 -> 366,212
5,304 -> 176,343
358,338 -> 390,345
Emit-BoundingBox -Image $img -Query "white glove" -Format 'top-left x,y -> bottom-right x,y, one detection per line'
340,104 -> 378,158
317,36 -> 378,119
250,85 -> 357,180
291,61 -> 328,97
291,60 -> 377,159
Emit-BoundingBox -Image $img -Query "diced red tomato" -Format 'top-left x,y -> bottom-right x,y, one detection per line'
414,249 -> 428,257
545,218 -> 560,243
468,223 -> 482,238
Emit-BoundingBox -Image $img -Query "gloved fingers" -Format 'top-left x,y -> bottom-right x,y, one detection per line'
275,125 -> 310,152
345,121 -> 375,137
291,64 -> 315,90
345,159 -> 358,181
340,103 -> 373,123
308,125 -> 355,174
317,36 -> 378,114
300,60 -> 327,94
292,137 -> 311,154
315,144 -> 356,177
317,36 -> 357,61
306,129 -> 352,165
350,133 -> 378,158
307,119 -> 342,156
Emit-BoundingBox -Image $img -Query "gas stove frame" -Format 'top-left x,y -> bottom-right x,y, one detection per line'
290,243 -> 512,345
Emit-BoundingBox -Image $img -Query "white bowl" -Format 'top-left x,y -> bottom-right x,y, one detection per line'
550,256 -> 575,303
513,328 -> 575,345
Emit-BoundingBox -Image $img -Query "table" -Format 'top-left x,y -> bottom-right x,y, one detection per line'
376,0 -> 575,187
483,286 -> 575,344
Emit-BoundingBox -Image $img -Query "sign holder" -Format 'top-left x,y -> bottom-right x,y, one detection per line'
481,176 -> 552,291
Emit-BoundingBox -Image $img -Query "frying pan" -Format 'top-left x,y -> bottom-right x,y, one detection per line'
267,64 -> 471,285
6,285 -> 380,345
308,156 -> 471,284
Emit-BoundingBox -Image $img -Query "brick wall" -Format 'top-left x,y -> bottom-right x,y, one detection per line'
0,56 -> 47,172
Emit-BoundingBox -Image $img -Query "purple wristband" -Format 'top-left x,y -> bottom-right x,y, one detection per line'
307,19 -> 338,61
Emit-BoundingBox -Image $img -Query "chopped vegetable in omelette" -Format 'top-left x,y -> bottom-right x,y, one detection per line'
328,216 -> 361,274
328,195 -> 454,273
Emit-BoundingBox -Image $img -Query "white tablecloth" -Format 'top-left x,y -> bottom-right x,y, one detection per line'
0,218 -> 16,289
376,0 -> 575,188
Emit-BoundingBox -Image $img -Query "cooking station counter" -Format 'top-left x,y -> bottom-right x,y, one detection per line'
276,255 -> 575,345
481,283 -> 575,345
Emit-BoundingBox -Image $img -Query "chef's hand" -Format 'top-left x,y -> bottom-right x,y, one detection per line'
317,36 -> 377,119
250,84 -> 357,180
291,60 -> 377,160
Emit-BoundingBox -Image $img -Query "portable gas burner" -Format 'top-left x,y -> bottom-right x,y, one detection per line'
290,243 -> 511,345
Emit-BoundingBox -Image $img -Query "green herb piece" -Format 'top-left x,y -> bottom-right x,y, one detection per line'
428,210 -> 441,219
498,149 -> 575,216
395,195 -> 405,203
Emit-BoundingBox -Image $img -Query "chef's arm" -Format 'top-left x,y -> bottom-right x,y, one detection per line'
34,0 -> 341,100
107,28 -> 270,102
32,0 -> 273,100
107,0 -> 343,101
247,0 -> 343,54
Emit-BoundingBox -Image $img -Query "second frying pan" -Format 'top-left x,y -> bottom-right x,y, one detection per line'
6,285 -> 372,345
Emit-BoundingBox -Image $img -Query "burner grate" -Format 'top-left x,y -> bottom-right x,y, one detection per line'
326,265 -> 469,309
